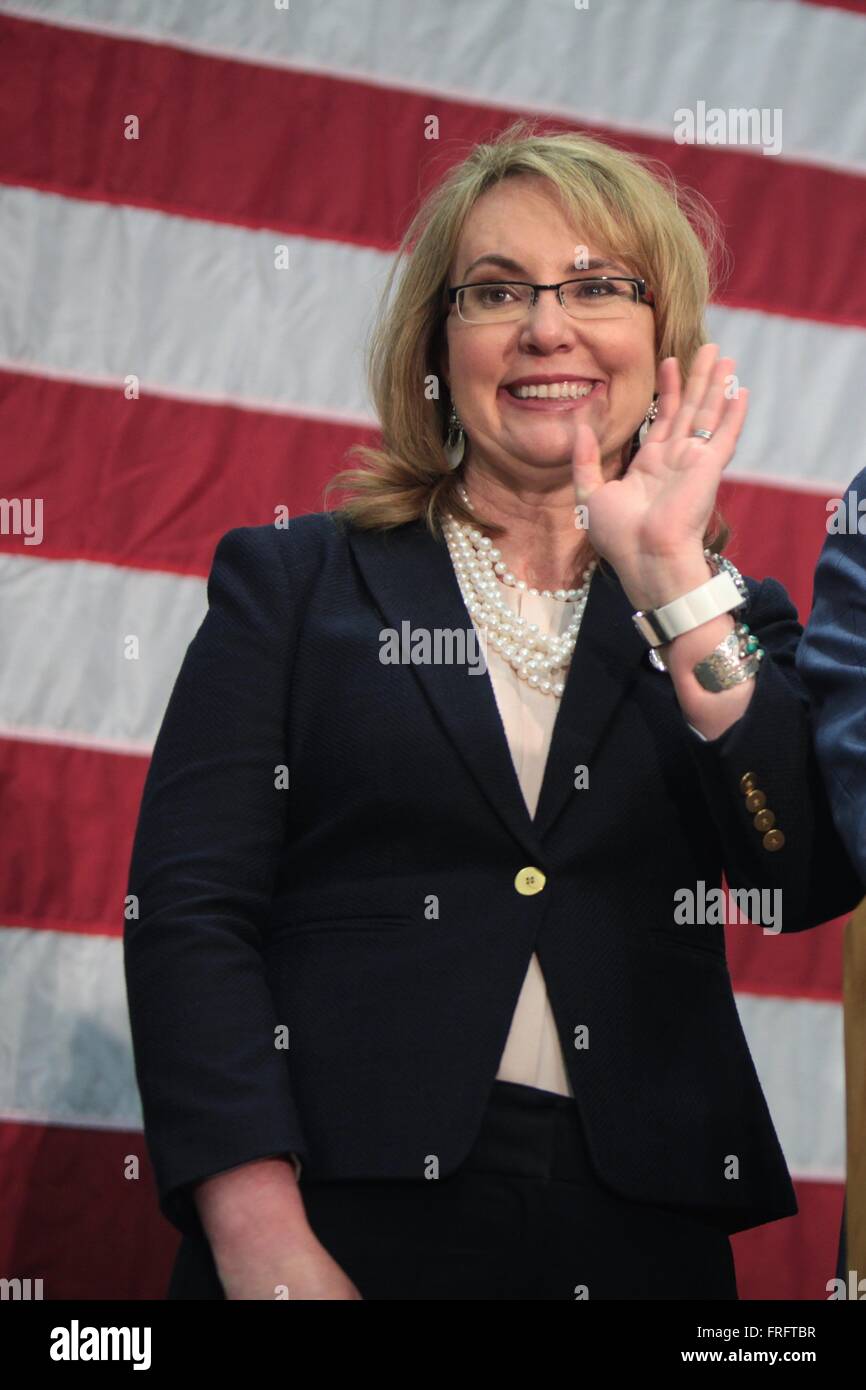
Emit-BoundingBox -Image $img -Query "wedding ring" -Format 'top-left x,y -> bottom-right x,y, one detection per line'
692,428 -> 713,441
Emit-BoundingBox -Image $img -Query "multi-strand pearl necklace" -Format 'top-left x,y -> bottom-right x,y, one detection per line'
443,484 -> 596,699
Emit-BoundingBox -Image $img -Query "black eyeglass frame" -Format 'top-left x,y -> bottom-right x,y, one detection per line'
447,276 -> 656,319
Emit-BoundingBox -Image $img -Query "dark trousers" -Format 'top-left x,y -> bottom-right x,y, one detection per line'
168,1080 -> 738,1300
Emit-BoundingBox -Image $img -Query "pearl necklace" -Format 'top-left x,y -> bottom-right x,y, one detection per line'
442,487 -> 596,699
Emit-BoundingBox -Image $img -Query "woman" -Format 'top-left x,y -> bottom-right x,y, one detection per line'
124,120 -> 862,1300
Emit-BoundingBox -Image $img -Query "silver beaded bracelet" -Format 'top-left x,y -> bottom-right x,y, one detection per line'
693,624 -> 764,692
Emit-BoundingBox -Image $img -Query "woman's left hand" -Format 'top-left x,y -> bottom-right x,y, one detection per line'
571,342 -> 749,611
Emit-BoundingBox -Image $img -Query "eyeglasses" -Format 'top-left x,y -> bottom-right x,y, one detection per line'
448,276 -> 655,324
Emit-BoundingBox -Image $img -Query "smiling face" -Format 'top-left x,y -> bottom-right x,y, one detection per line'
441,174 -> 658,479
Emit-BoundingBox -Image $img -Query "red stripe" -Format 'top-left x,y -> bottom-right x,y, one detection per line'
0,369 -> 375,574
0,739 -> 148,938
732,1178 -> 846,1299
0,1120 -> 178,1299
726,915 -> 846,1003
799,0 -> 866,14
717,475 -> 837,621
1,15 -> 864,327
0,369 -> 845,617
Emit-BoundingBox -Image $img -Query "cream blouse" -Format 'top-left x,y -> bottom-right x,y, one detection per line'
473,580 -> 577,1098
471,566 -> 710,1093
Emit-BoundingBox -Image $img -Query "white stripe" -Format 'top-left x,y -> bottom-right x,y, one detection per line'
0,552 -> 207,749
0,927 -> 142,1131
735,991 -> 845,1183
1,185 -> 864,490
0,184 -> 380,428
716,469 -> 854,499
2,0 -> 864,172
705,303 -> 866,488
0,921 -> 843,1179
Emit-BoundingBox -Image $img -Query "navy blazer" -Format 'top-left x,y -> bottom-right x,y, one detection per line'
124,512 -> 862,1242
796,463 -> 866,888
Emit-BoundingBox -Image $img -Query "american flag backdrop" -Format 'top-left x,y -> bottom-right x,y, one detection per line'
1,0 -> 865,1302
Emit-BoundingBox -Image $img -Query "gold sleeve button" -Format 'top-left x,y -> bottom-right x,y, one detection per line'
762,829 -> 785,851
745,788 -> 767,813
515,867 -> 546,896
753,808 -> 776,832
739,771 -> 758,793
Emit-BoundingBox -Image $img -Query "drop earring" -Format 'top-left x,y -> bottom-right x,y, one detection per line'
638,395 -> 659,446
444,402 -> 465,469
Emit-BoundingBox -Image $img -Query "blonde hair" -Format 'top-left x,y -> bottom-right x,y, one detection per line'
323,117 -> 731,560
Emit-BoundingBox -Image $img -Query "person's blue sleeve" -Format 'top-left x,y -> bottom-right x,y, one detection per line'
797,469 -> 866,891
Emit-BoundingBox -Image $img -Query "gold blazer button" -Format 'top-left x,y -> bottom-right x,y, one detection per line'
745,789 -> 767,813
515,867 -> 546,895
762,829 -> 786,851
